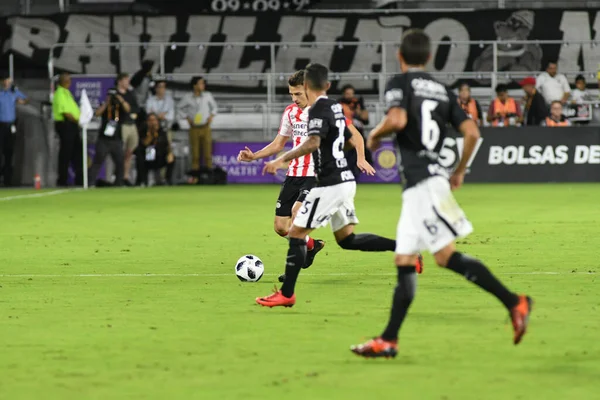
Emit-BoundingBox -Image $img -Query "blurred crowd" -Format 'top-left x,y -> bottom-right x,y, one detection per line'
457,61 -> 600,128
0,59 -> 598,188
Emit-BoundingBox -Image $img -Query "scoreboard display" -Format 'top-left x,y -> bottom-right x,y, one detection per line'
207,0 -> 314,12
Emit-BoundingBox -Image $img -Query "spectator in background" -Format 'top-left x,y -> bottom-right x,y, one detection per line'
339,84 -> 369,130
178,76 -> 217,183
571,75 -> 593,104
487,84 -> 521,127
339,84 -> 370,177
543,101 -> 572,127
519,76 -> 548,126
536,61 -> 570,105
111,73 -> 140,186
0,74 -> 27,186
89,76 -> 136,187
52,72 -> 83,187
457,82 -> 482,126
146,80 -> 174,131
136,113 -> 175,186
131,60 -> 155,117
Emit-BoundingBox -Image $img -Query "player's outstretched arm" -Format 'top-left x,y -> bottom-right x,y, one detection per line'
366,108 -> 407,151
347,124 -> 375,176
451,118 -> 481,190
263,136 -> 321,175
237,135 -> 287,162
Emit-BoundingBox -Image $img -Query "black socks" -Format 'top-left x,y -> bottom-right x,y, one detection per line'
446,252 -> 519,310
280,238 -> 307,298
381,266 -> 417,341
337,233 -> 395,252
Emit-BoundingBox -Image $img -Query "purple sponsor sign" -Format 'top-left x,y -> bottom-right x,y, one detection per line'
213,141 -> 401,184
70,76 -> 116,109
212,142 -> 292,183
359,141 -> 401,184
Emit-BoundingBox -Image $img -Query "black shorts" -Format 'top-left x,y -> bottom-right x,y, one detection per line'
275,176 -> 317,217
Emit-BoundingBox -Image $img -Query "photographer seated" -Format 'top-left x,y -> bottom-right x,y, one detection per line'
487,84 -> 522,127
543,101 -> 572,127
136,113 -> 175,186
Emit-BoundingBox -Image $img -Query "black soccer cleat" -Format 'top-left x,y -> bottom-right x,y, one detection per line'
303,239 -> 325,269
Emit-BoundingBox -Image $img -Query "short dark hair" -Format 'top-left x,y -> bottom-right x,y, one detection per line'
546,60 -> 557,68
304,63 -> 329,91
340,84 -> 355,93
575,74 -> 586,82
116,73 -> 129,83
458,82 -> 470,91
400,29 -> 431,66
550,100 -> 563,107
495,84 -> 508,94
288,70 -> 304,87
191,76 -> 205,87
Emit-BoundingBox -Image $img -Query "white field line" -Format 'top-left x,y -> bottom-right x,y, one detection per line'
0,271 -> 594,278
0,189 -> 75,202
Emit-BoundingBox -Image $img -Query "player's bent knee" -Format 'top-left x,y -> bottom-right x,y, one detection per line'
288,224 -> 311,240
434,244 -> 456,268
395,254 -> 417,266
333,225 -> 354,244
273,219 -> 290,237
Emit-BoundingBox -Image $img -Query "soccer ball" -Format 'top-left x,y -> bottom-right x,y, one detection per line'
235,255 -> 265,282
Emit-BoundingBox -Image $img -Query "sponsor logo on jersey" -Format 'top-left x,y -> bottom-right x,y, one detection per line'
309,118 -> 323,129
385,89 -> 403,108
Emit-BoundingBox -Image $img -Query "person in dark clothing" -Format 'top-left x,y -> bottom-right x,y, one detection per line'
339,84 -> 371,178
136,113 -> 175,186
519,76 -> 548,126
52,72 -> 83,187
88,73 -> 137,186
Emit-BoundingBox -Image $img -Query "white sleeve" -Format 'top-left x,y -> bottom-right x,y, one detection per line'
561,75 -> 571,93
278,108 -> 293,137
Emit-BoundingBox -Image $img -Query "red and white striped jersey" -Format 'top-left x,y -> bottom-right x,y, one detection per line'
278,103 -> 315,177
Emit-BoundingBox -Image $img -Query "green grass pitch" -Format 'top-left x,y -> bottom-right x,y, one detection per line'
1,184 -> 599,400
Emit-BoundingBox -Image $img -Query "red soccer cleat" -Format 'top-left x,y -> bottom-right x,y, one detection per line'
256,289 -> 296,308
415,253 -> 424,274
510,295 -> 533,345
350,337 -> 398,359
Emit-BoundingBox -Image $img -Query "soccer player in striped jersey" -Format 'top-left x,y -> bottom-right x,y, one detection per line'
238,71 -> 325,281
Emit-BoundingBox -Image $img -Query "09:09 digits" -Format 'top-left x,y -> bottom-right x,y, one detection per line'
211,0 -> 311,12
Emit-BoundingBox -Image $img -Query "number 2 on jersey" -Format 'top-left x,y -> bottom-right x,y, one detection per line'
421,99 -> 440,150
333,120 -> 346,159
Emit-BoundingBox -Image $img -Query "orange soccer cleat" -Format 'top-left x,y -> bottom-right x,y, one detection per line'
510,295 -> 533,345
416,253 -> 424,274
350,337 -> 398,359
256,289 -> 296,308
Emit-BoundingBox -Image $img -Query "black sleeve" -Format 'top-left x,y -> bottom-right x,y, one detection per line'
475,100 -> 483,124
384,75 -> 408,113
130,69 -> 145,89
447,90 -> 469,130
536,95 -> 549,122
126,91 -> 140,114
307,103 -> 330,139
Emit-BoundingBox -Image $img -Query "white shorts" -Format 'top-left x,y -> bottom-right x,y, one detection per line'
395,176 -> 473,255
293,181 -> 359,232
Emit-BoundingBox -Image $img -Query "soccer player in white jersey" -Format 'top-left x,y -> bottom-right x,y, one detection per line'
238,71 -> 325,281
